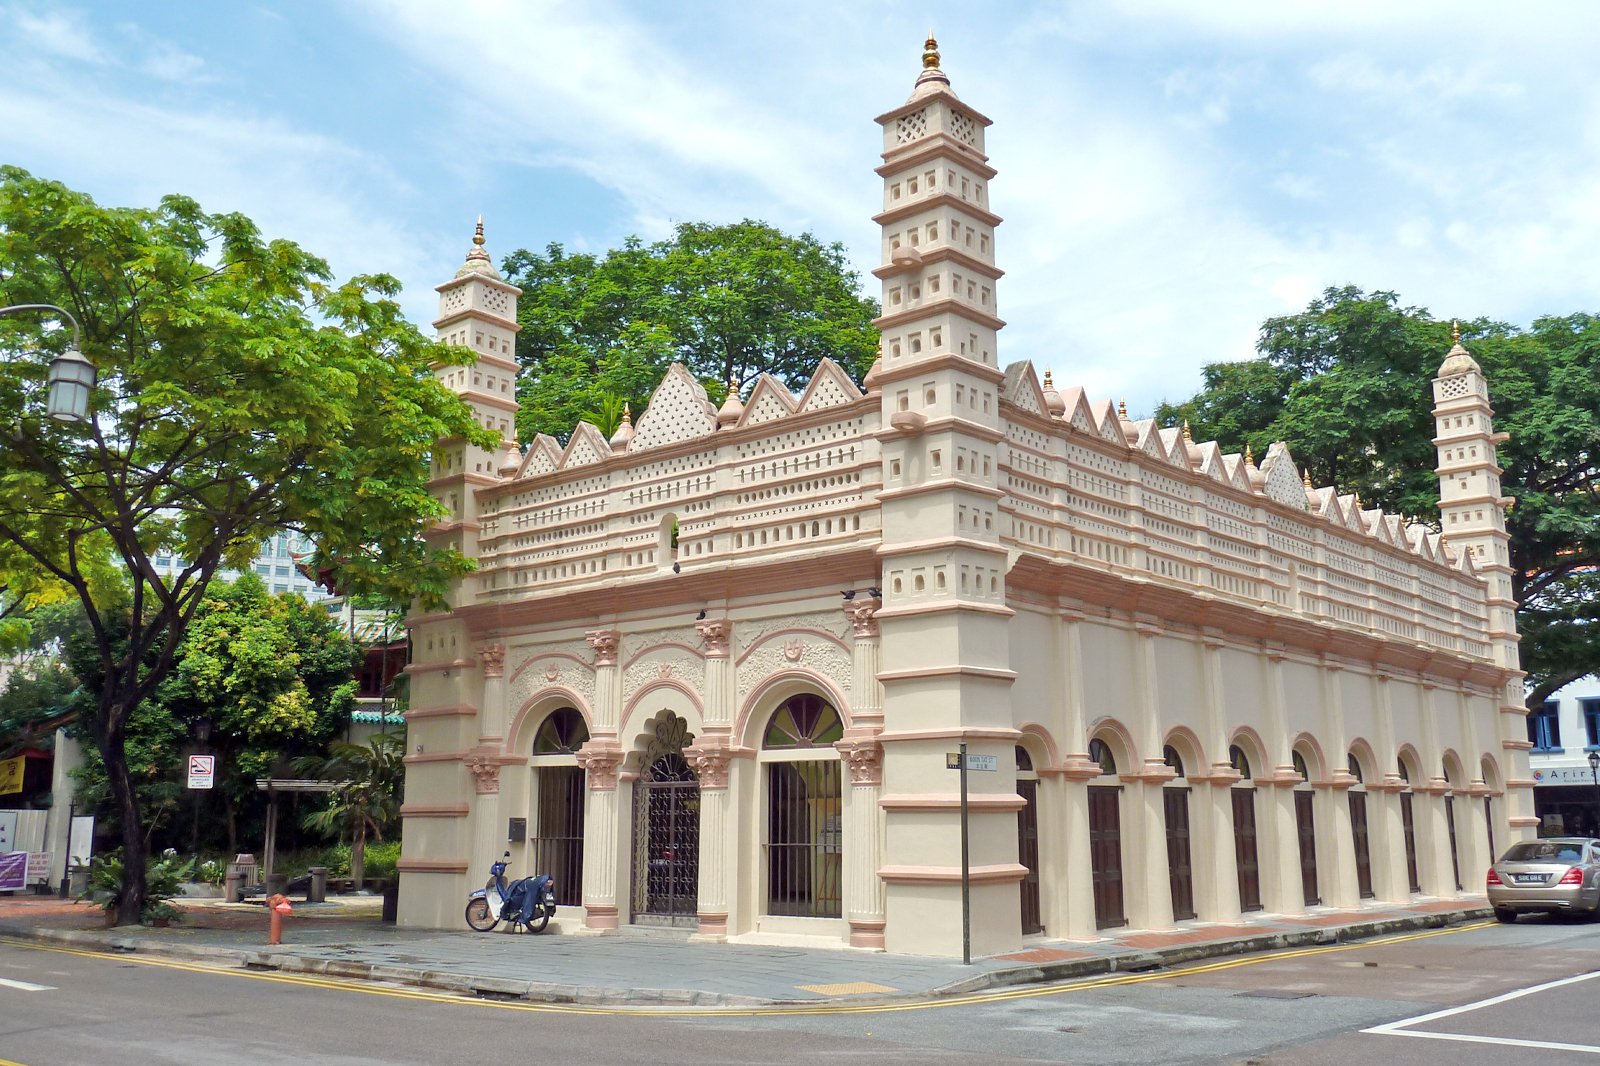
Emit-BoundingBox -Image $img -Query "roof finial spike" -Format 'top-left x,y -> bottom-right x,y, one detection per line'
621,401 -> 632,426
473,215 -> 485,247
463,214 -> 492,266
1451,320 -> 1460,345
1303,468 -> 1313,489
1182,419 -> 1193,442
923,32 -> 940,70
1042,370 -> 1053,388
1244,442 -> 1254,465
1118,398 -> 1128,419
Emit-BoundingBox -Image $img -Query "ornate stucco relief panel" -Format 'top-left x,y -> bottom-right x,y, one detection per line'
737,633 -> 853,704
507,641 -> 596,710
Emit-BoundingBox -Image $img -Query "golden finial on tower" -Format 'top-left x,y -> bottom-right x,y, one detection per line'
621,402 -> 632,426
923,32 -> 940,70
1303,469 -> 1313,489
473,215 -> 485,247
728,374 -> 738,394
1042,370 -> 1053,388
1244,443 -> 1254,465
1451,320 -> 1460,344
1118,398 -> 1128,419
1182,420 -> 1193,442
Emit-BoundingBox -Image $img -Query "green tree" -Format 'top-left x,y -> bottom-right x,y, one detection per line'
152,573 -> 361,850
503,221 -> 881,441
0,168 -> 496,923
293,731 -> 405,889
1158,288 -> 1600,707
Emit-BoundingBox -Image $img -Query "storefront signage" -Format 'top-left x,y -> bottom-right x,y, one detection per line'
1531,765 -> 1600,786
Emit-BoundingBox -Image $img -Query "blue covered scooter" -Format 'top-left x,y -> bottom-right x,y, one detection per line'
464,851 -> 557,933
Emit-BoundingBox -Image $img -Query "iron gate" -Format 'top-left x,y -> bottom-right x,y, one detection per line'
632,752 -> 700,924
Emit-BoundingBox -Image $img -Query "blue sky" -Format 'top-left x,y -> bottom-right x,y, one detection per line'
3,1 -> 1597,417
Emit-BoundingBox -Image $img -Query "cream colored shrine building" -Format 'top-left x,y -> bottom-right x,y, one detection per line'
396,42 -> 1533,957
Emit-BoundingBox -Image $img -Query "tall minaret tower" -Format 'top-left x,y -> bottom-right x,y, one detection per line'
429,219 -> 523,570
872,38 -> 1022,957
1430,325 -> 1530,837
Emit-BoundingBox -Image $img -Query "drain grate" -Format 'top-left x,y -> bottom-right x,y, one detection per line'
1236,989 -> 1315,1000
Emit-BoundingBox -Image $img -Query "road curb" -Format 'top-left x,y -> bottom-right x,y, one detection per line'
0,905 -> 1491,1008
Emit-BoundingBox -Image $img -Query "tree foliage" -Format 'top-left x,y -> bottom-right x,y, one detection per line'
502,220 -> 880,441
1158,287 -> 1600,706
0,168 -> 495,921
47,575 -> 360,851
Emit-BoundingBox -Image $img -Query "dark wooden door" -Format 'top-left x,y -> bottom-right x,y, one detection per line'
1088,788 -> 1125,929
1484,796 -> 1496,863
1445,795 -> 1462,891
535,766 -> 585,906
1017,779 -> 1042,934
1164,788 -> 1195,921
1350,792 -> 1374,899
1400,792 -> 1421,893
1232,789 -> 1262,912
1294,789 -> 1320,906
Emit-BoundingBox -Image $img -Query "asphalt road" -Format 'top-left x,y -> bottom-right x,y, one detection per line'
2,915 -> 1596,1066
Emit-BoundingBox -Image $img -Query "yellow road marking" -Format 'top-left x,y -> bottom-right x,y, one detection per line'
0,922 -> 1493,1019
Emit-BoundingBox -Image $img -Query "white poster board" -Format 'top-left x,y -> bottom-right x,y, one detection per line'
68,815 -> 94,867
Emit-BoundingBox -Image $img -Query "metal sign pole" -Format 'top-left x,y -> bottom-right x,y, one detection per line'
960,741 -> 970,966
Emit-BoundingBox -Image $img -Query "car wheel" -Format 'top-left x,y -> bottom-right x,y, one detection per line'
1493,908 -> 1517,924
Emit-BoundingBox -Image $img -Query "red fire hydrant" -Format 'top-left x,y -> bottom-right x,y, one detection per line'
266,893 -> 293,945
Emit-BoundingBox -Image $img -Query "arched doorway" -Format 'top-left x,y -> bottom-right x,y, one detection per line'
762,694 -> 844,918
531,708 -> 588,907
631,715 -> 699,925
1086,737 -> 1126,930
1161,744 -> 1195,922
1348,751 -> 1375,899
1015,746 -> 1042,934
1229,744 -> 1262,913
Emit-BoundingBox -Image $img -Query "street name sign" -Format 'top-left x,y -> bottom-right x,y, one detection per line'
946,752 -> 998,772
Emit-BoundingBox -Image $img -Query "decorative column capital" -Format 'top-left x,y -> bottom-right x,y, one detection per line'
477,643 -> 506,678
465,753 -> 502,795
586,628 -> 620,667
834,736 -> 884,786
695,617 -> 732,658
575,739 -> 624,791
843,599 -> 882,639
683,742 -> 732,790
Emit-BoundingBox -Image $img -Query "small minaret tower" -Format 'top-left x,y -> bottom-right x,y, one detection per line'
871,38 -> 1021,957
1430,324 -> 1530,836
429,219 -> 523,562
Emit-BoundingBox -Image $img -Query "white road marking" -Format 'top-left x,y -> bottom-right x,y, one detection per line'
0,976 -> 55,992
1362,970 -> 1600,1055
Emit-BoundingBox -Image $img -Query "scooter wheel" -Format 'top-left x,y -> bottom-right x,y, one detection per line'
465,898 -> 499,932
525,909 -> 550,933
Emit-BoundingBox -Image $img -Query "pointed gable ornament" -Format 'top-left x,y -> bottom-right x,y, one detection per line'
629,363 -> 718,451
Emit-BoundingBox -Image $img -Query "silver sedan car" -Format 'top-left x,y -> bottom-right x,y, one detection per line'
1487,837 -> 1600,922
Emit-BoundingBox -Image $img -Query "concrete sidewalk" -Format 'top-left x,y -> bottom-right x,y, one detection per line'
0,894 -> 1492,1007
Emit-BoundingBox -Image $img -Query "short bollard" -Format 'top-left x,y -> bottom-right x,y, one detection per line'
266,893 -> 293,945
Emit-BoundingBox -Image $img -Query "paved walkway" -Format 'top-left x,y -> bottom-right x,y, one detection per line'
0,893 -> 1491,1006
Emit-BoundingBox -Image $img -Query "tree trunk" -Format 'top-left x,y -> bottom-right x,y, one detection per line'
351,823 -> 366,891
101,722 -> 148,927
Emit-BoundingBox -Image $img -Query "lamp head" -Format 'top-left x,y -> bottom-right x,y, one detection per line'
1589,751 -> 1599,772
46,347 -> 96,421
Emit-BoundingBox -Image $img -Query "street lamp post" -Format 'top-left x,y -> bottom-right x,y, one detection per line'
0,303 -> 96,421
1588,751 -> 1600,837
